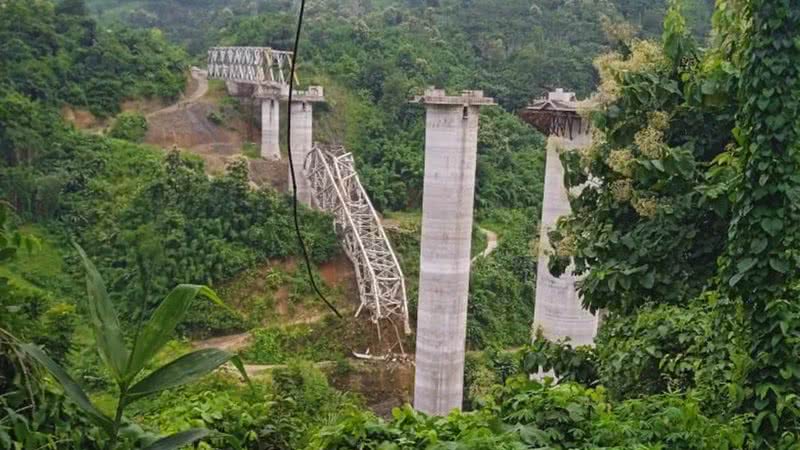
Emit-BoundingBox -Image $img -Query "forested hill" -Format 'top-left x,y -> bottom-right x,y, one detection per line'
7,0 -> 800,448
88,0 -> 715,106
80,0 -> 714,216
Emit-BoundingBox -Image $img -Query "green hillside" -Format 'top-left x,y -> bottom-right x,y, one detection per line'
4,0 -> 799,449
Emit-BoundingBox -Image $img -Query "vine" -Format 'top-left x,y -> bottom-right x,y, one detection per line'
718,0 -> 800,442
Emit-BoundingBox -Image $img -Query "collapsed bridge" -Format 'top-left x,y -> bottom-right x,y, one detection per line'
207,46 -> 410,343
306,145 -> 411,340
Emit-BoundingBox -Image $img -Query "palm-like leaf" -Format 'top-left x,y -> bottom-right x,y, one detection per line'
127,349 -> 250,402
74,243 -> 129,382
126,284 -> 223,381
20,344 -> 114,434
141,428 -> 210,450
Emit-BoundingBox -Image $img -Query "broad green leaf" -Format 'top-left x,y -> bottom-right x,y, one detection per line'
750,238 -> 768,254
127,349 -> 249,402
736,257 -> 757,273
20,344 -> 114,434
74,243 -> 128,382
769,257 -> 789,274
729,272 -> 745,287
141,428 -> 210,450
760,218 -> 783,236
638,271 -> 655,289
127,284 -> 223,381
651,160 -> 665,172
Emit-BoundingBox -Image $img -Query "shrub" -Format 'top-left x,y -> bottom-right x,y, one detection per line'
242,325 -> 345,365
177,295 -> 251,339
498,378 -> 745,449
594,298 -> 737,416
136,362 -> 359,450
521,335 -> 599,386
241,142 -> 259,158
464,347 -> 522,408
109,112 -> 148,142
312,377 -> 745,449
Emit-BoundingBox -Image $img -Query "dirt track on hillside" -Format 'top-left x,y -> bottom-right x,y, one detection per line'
143,68 -> 289,182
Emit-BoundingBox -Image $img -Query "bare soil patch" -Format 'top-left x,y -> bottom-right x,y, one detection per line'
61,106 -> 106,131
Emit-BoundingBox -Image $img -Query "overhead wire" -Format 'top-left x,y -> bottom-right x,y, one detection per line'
286,0 -> 343,319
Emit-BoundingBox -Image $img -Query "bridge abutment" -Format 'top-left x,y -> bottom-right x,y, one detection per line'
412,88 -> 494,416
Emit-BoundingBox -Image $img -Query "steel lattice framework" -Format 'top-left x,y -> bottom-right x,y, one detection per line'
306,145 -> 411,337
207,47 -> 297,86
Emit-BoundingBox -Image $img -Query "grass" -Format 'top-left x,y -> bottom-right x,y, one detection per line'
241,323 -> 345,365
382,210 -> 421,228
472,226 -> 488,259
216,261 -> 347,328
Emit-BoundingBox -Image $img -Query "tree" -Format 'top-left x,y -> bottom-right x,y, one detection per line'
547,8 -> 733,313
109,112 -> 148,143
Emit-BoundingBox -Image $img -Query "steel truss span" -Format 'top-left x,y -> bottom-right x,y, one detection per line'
306,145 -> 411,339
207,47 -> 295,85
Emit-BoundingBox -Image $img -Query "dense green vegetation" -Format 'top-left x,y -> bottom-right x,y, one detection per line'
5,0 -> 800,448
21,245 -> 251,450
0,0 -> 186,119
540,0 -> 800,447
86,0 -> 714,212
0,1 -> 345,447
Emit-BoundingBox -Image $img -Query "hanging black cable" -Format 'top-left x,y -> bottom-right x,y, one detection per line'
286,0 -> 342,318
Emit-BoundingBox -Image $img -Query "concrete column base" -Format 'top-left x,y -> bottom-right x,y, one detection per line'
288,101 -> 313,205
532,135 -> 598,347
261,98 -> 280,160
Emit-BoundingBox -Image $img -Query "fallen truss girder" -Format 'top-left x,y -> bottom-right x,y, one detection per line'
306,145 -> 411,335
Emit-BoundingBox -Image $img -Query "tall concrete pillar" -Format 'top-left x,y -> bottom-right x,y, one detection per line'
289,100 -> 313,205
532,127 -> 598,347
413,89 -> 495,415
285,86 -> 324,206
261,97 -> 280,160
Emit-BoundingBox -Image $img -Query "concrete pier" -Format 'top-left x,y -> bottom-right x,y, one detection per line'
413,88 -> 495,415
289,101 -> 312,204
261,97 -> 280,160
287,86 -> 324,206
529,88 -> 598,346
532,133 -> 598,346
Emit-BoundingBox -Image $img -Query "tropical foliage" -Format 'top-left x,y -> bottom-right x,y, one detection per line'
5,0 -> 800,448
311,376 -> 745,449
544,0 -> 800,446
22,245 -> 249,449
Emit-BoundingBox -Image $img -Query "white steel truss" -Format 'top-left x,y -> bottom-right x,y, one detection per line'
207,47 -> 297,86
306,145 -> 411,336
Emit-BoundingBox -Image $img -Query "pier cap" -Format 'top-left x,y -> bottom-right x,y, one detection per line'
412,87 -> 495,106
288,85 -> 325,103
252,84 -> 326,102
